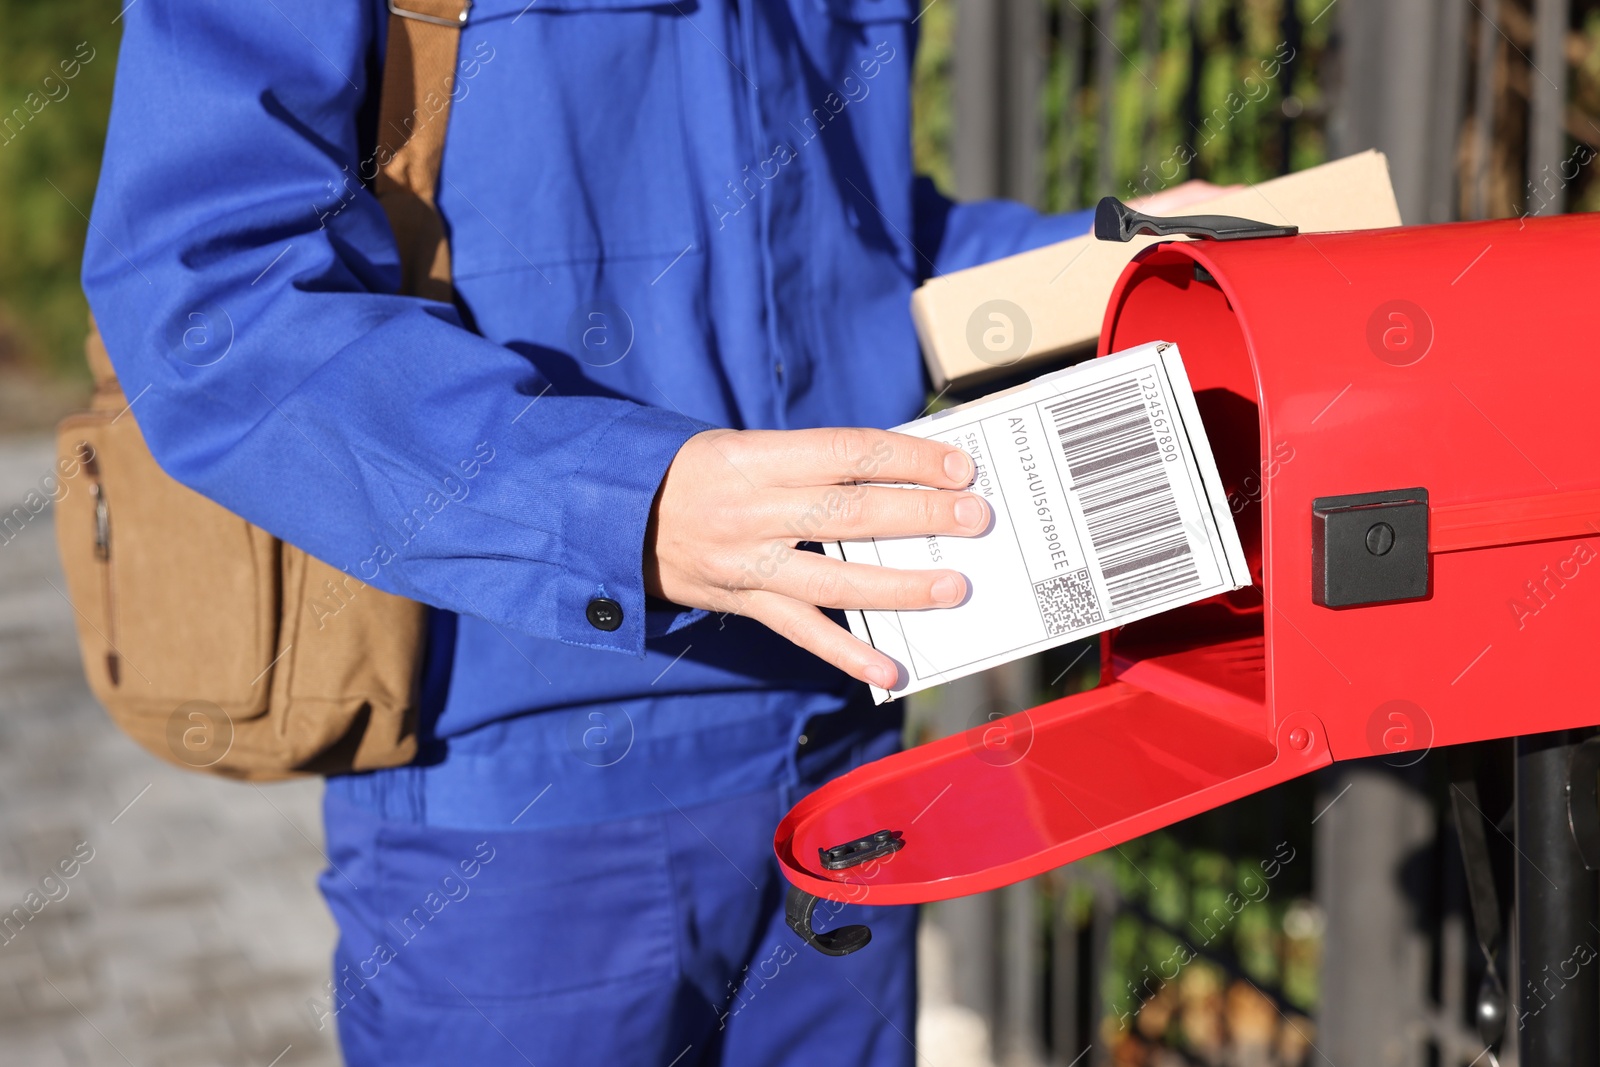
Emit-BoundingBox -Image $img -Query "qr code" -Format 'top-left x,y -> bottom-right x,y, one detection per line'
1033,569 -> 1103,637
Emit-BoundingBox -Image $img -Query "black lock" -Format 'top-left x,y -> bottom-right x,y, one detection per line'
1311,488 -> 1430,608
818,828 -> 904,871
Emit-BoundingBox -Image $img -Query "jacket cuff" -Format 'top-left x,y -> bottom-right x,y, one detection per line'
556,404 -> 713,655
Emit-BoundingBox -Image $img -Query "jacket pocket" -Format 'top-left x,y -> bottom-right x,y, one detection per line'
444,0 -> 703,275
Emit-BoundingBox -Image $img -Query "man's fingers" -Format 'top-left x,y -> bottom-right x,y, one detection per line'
762,554 -> 969,611
740,590 -> 901,689
730,428 -> 975,491
773,483 -> 990,542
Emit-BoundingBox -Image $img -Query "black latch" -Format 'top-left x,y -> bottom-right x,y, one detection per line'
786,830 -> 906,956
785,887 -> 874,957
1094,196 -> 1299,243
819,829 -> 904,871
1311,488 -> 1430,608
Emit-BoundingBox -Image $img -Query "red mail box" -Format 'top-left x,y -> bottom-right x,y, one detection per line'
775,211 -> 1600,953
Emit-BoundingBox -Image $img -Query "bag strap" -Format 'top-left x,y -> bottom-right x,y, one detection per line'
373,0 -> 473,303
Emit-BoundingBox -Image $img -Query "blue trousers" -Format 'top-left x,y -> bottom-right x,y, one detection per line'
316,701 -> 916,1066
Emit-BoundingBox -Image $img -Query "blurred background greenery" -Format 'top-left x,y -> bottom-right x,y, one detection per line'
0,0 -> 1346,392
0,0 -> 119,391
10,0 -> 1600,385
912,0 -> 1340,210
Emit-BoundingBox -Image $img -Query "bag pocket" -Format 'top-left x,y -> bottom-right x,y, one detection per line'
267,546 -> 425,774
54,323 -> 425,779
55,396 -> 279,765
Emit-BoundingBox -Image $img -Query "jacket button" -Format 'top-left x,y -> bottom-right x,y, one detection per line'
586,597 -> 623,632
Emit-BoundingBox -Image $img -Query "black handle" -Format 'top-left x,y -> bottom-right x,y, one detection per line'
1094,196 -> 1298,242
785,887 -> 873,957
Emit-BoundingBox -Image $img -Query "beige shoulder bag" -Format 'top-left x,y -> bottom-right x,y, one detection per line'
54,0 -> 473,781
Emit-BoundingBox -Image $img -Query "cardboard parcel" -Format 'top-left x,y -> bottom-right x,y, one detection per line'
912,150 -> 1403,390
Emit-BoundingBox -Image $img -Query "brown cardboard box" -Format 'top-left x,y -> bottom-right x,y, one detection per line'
912,150 -> 1402,390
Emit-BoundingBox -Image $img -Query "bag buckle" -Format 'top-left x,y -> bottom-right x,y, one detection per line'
388,0 -> 471,26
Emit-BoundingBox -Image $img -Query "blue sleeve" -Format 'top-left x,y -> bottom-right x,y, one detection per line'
912,176 -> 1097,280
81,2 -> 709,655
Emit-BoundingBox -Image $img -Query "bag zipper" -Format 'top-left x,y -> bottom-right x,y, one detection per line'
82,446 -> 120,686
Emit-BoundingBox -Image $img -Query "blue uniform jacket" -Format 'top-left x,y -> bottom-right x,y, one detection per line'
85,0 -> 1093,824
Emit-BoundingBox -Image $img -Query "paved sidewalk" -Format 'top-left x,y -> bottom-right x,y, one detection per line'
0,435 -> 341,1067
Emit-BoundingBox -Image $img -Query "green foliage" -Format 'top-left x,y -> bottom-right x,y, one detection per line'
8,0 -> 1336,381
1056,0 -> 1335,207
1083,790 -> 1321,1053
915,0 -> 1335,211
912,0 -> 957,194
0,0 -> 120,379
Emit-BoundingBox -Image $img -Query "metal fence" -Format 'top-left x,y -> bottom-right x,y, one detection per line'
929,0 -> 1600,219
911,0 -> 1600,1063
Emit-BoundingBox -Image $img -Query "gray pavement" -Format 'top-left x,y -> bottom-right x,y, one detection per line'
0,435 -> 341,1067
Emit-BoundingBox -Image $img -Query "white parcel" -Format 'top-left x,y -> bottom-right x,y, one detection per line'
826,341 -> 1251,703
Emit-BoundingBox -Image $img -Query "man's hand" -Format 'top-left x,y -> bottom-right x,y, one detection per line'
645,428 -> 989,689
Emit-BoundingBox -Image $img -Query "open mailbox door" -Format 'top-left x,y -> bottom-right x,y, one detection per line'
776,208 -> 1600,955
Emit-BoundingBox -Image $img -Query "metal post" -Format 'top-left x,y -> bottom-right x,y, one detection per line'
924,673 -> 1001,1049
955,0 -> 1043,206
1315,764 -> 1434,1067
1326,0 -> 1380,183
1095,0 -> 1119,198
1527,0 -> 1572,216
922,660 -> 1042,1063
1057,0 -> 1084,210
999,880 -> 1045,1065
1427,0 -> 1470,223
955,0 -> 1004,200
1331,0 -> 1459,225
1002,0 -> 1043,207
1379,0 -> 1439,225
1514,729 -> 1598,1067
1276,0 -> 1303,176
1087,880 -> 1114,1067
1050,880 -> 1083,1065
1139,0 -> 1159,184
992,658 -> 1043,1064
1471,0 -> 1499,219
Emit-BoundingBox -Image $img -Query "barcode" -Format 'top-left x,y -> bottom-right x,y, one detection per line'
1047,377 -> 1199,614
